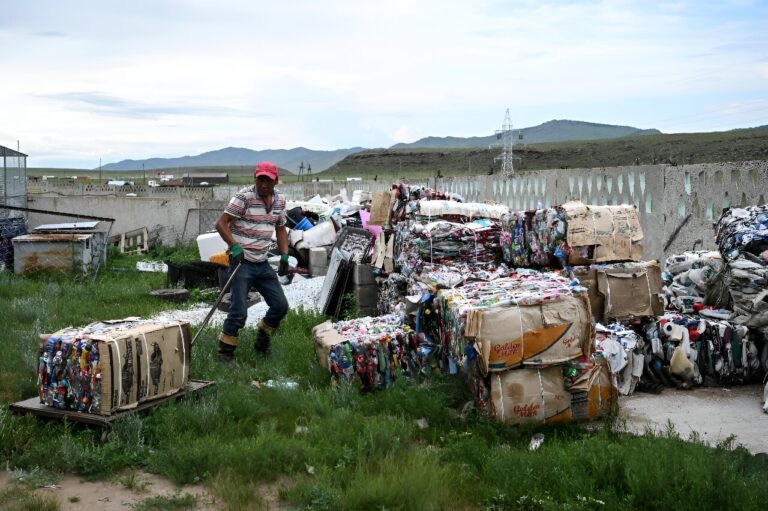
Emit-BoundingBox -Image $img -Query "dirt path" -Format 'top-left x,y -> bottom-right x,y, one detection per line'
0,471 -> 219,510
619,383 -> 768,454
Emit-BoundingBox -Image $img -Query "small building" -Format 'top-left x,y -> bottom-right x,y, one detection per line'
1,145 -> 27,212
181,173 -> 229,185
12,221 -> 107,274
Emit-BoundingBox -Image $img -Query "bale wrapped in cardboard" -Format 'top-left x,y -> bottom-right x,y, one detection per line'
37,318 -> 191,416
561,201 -> 644,264
571,262 -> 663,322
436,269 -> 593,372
466,293 -> 593,373
490,366 -> 573,425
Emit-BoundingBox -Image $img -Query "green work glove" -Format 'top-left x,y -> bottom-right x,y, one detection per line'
229,243 -> 245,266
278,253 -> 290,276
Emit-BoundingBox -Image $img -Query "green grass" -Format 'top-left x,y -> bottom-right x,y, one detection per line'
0,485 -> 60,511
2,252 -> 768,510
133,492 -> 198,511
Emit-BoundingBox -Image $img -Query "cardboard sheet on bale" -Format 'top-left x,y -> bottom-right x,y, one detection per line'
573,264 -> 663,322
490,366 -> 573,425
570,358 -> 617,421
561,201 -> 644,263
94,321 -> 191,415
596,267 -> 663,320
465,294 -> 592,373
369,190 -> 394,226
311,320 -> 347,370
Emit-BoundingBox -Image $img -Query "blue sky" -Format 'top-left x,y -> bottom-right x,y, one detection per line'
1,0 -> 766,168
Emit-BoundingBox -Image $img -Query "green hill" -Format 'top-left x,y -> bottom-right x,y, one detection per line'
322,127 -> 768,180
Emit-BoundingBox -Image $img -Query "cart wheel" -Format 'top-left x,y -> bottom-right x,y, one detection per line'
100,429 -> 110,443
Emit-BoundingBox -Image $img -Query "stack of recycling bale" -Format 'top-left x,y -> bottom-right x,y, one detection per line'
367,184 -> 465,276
433,268 -> 614,424
499,201 -> 662,397
373,195 -> 509,315
394,200 -> 508,272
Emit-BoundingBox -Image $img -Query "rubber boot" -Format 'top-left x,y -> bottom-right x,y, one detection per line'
218,333 -> 238,364
254,320 -> 275,355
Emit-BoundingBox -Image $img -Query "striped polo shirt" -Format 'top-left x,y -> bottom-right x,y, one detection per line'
224,186 -> 287,263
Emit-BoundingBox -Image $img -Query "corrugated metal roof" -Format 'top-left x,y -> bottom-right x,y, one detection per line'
14,233 -> 93,242
34,221 -> 100,231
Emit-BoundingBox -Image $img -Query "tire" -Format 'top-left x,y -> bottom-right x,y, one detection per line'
149,288 -> 190,302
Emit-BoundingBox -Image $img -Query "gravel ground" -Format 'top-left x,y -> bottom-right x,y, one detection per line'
149,275 -> 325,327
619,384 -> 768,454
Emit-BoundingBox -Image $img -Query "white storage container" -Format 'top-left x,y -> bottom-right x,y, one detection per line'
196,232 -> 228,262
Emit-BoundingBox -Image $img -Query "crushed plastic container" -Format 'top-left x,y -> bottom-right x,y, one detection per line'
294,216 -> 314,231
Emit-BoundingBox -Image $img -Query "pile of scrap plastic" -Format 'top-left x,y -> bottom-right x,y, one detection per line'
715,205 -> 768,262
644,313 -> 764,388
715,205 -> 768,333
661,251 -> 724,313
311,313 -> 437,392
389,185 -> 465,225
723,256 -> 768,331
594,322 -> 645,395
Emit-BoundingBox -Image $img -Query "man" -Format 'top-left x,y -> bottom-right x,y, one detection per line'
215,161 -> 290,362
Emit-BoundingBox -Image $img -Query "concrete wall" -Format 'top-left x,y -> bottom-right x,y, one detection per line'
28,182 -> 214,200
26,195 -> 204,245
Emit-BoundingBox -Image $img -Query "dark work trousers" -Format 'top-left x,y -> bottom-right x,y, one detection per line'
222,260 -> 289,337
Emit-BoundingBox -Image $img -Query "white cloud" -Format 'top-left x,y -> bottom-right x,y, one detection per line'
1,0 -> 766,166
391,125 -> 417,144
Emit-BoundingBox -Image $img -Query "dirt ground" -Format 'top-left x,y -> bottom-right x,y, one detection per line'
0,471 -> 221,510
619,382 -> 768,454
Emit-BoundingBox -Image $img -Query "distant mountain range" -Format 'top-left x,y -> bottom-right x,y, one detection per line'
390,120 -> 661,149
101,146 -> 365,173
100,120 -> 661,172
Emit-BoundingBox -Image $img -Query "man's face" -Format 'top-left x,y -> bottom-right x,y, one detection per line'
255,175 -> 275,197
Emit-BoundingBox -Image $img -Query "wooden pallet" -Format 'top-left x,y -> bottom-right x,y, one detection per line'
9,379 -> 214,441
108,227 -> 149,254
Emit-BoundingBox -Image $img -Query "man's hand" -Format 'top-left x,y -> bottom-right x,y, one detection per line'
278,253 -> 289,276
229,243 -> 245,266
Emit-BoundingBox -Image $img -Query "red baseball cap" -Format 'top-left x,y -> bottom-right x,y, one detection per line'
254,161 -> 278,181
